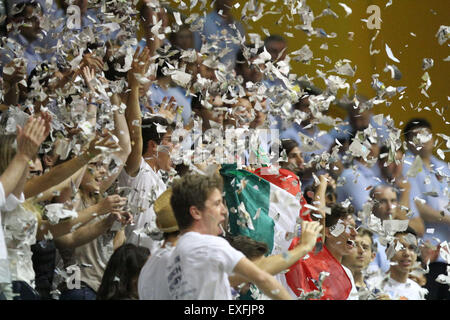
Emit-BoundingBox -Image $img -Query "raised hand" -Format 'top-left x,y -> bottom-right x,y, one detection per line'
128,46 -> 151,89
16,116 -> 49,161
85,132 -> 120,159
81,66 -> 96,93
80,52 -> 104,73
98,194 -> 128,214
145,96 -> 177,123
394,177 -> 410,191
110,209 -> 133,225
297,220 -> 323,253
39,111 -> 53,139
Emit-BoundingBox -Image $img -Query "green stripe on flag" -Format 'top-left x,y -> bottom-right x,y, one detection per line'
220,164 -> 275,254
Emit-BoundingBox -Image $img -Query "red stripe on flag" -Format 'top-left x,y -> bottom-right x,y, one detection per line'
253,167 -> 352,300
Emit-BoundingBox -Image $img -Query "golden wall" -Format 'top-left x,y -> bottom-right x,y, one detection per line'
166,0 -> 449,160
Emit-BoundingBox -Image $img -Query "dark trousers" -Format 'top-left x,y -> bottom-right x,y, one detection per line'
425,262 -> 450,300
59,285 -> 96,300
12,281 -> 41,300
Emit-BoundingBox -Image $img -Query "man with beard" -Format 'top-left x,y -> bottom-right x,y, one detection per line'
279,139 -> 306,179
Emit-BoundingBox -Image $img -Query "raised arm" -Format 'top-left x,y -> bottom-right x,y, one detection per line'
124,47 -> 151,177
256,221 -> 322,275
81,66 -> 99,129
98,94 -> 132,193
35,194 -> 128,241
232,257 -> 293,300
0,116 -> 48,198
54,209 -> 131,250
414,200 -> 450,226
313,174 -> 334,241
229,221 -> 322,288
24,134 -> 118,199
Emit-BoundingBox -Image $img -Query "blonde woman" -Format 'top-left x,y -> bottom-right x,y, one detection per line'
0,115 -> 49,299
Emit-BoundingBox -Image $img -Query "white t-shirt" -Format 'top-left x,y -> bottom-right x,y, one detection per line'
118,158 -> 166,252
0,183 -> 10,284
342,265 -> 359,300
0,182 -> 5,208
381,277 -> 426,300
166,232 -> 245,300
1,193 -> 36,287
138,244 -> 174,300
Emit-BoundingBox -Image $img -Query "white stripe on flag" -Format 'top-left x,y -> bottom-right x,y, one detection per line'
268,183 -> 302,255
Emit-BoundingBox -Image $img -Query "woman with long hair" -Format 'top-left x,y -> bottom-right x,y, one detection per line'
96,244 -> 150,300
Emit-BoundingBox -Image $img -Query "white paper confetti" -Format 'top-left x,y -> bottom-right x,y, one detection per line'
385,43 -> 400,63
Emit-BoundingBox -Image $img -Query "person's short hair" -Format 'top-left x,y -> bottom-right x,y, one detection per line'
226,234 -> 269,260
295,80 -> 323,96
96,244 -> 150,300
325,203 -> 355,228
402,118 -> 432,142
263,34 -> 286,45
357,228 -> 377,252
9,1 -> 41,19
369,183 -> 388,198
190,91 -> 222,111
394,226 -> 418,238
170,173 -> 223,231
190,93 -> 203,111
385,227 -> 418,252
155,46 -> 181,79
104,53 -> 127,81
303,184 -> 336,206
141,116 -> 174,155
378,145 -> 390,159
235,43 -> 264,70
279,139 -> 298,158
369,184 -> 397,201
169,23 -> 192,47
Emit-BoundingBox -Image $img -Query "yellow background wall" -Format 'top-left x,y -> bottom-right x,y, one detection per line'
166,0 -> 449,160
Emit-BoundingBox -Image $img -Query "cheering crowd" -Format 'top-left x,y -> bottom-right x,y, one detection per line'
0,0 -> 448,301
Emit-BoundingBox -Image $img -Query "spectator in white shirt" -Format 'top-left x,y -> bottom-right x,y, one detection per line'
138,188 -> 180,300
371,228 -> 427,300
119,48 -> 176,252
166,173 -> 293,300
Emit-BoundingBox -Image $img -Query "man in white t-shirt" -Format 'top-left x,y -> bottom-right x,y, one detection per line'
119,48 -> 176,253
165,173 -> 292,300
138,188 -> 179,300
371,228 -> 427,300
118,115 -> 174,252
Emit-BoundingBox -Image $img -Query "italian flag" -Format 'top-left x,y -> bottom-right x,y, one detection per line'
220,164 -> 352,300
